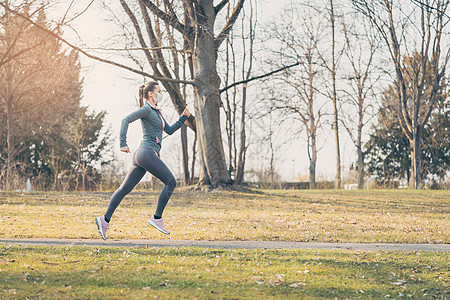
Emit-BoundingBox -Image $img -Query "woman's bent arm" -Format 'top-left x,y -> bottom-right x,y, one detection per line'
163,115 -> 188,135
119,105 -> 150,147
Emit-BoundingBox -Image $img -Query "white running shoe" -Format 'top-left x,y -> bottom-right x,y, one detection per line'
95,216 -> 110,240
148,216 -> 170,235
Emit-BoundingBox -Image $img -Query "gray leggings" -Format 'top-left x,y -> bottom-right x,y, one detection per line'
105,147 -> 176,221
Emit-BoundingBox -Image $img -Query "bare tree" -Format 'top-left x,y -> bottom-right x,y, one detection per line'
315,0 -> 345,189
329,0 -> 342,189
221,0 -> 256,184
353,0 -> 450,188
117,0 -> 249,187
119,0 -> 293,187
251,110 -> 283,188
341,13 -> 381,189
235,1 -> 256,185
266,5 -> 325,189
223,9 -> 238,181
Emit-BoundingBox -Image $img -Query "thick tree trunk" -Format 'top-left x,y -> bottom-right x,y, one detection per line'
193,85 -> 229,186
409,133 -> 421,189
192,2 -> 229,186
357,146 -> 364,189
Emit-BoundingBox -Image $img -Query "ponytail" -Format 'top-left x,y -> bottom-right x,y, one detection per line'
138,85 -> 145,107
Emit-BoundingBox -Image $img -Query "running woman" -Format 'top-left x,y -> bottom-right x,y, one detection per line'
96,81 -> 190,240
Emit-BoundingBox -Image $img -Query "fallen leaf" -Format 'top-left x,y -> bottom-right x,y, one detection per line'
267,274 -> 285,286
389,279 -> 406,285
289,282 -> 307,288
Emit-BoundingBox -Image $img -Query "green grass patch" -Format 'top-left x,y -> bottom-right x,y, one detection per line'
0,245 -> 448,299
0,189 -> 449,243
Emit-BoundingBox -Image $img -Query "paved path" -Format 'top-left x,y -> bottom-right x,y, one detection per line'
0,238 -> 448,252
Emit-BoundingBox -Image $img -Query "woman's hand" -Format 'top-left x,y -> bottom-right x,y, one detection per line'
182,108 -> 191,117
120,146 -> 131,153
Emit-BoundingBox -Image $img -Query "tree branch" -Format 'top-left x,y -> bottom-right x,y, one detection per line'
140,0 -> 188,34
215,0 -> 246,50
82,46 -> 178,52
0,2 -> 196,86
140,1 -> 176,80
420,51 -> 449,126
0,38 -> 46,67
411,0 -> 450,19
121,0 -> 161,72
60,0 -> 95,26
219,61 -> 300,94
120,0 -> 196,130
140,1 -> 191,115
215,0 -> 229,15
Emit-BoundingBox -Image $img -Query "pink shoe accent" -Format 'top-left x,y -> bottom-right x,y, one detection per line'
148,216 -> 170,235
95,216 -> 110,240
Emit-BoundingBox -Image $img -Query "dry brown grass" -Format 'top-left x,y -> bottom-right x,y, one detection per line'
0,189 -> 448,243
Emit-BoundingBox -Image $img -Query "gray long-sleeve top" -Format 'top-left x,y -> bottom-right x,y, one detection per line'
120,102 -> 188,155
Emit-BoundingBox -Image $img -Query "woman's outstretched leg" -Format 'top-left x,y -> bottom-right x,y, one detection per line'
104,164 -> 146,221
134,148 -> 176,234
154,175 -> 176,217
96,155 -> 146,240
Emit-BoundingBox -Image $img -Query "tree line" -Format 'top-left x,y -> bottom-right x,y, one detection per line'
0,3 -> 112,191
259,0 -> 449,189
0,0 -> 448,191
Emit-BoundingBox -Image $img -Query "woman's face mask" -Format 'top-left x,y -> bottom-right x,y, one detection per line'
155,92 -> 163,103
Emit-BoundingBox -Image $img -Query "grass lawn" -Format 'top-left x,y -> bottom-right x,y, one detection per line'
0,189 -> 448,243
0,245 -> 448,299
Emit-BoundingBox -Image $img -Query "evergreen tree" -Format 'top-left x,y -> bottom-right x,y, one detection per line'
365,54 -> 449,187
0,3 -> 112,190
